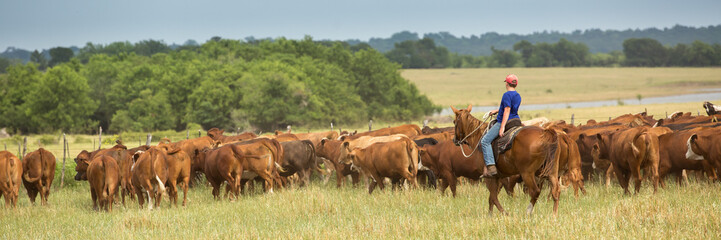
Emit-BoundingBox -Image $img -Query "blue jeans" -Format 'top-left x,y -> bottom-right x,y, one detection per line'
481,122 -> 502,166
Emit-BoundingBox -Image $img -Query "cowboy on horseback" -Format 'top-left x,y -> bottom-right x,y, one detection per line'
481,74 -> 521,177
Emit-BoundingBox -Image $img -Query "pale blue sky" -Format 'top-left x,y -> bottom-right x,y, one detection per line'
1,0 -> 720,50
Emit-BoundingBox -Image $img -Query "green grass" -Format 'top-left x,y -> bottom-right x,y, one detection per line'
402,68 -> 721,107
1,173 -> 719,239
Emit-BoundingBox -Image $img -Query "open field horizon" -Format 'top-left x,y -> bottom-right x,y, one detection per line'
402,67 -> 721,107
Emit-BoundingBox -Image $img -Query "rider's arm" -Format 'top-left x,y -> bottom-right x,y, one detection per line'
499,106 -> 511,136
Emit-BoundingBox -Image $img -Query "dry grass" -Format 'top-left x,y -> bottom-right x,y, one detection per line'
402,68 -> 721,107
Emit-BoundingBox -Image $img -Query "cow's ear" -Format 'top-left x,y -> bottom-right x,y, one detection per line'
320,139 -> 327,146
343,142 -> 349,148
578,133 -> 585,141
689,134 -> 698,143
339,136 -> 346,141
595,134 -> 603,143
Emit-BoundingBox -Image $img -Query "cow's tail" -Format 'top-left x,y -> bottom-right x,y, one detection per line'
538,128 -> 560,178
405,139 -> 419,177
632,131 -> 658,167
149,152 -> 166,194
303,140 -> 322,173
268,139 -> 286,173
23,150 -> 43,183
100,157 -> 109,199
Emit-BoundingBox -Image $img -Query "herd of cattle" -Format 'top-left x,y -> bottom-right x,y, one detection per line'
1,101 -> 720,212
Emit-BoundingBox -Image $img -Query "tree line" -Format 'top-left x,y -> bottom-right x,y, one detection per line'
0,37 -> 437,134
352,25 -> 721,55
385,37 -> 721,68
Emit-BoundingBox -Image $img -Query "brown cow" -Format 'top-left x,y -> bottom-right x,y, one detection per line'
74,144 -> 135,205
165,136 -> 215,186
200,144 -> 265,199
413,132 -> 453,142
553,130 -> 586,197
279,140 -> 318,187
342,138 -> 419,194
421,126 -> 454,135
596,127 -> 660,194
22,148 -> 56,205
687,127 -> 721,180
0,151 -> 22,208
87,155 -> 120,211
345,124 -> 422,140
131,148 -> 168,209
571,123 -> 629,184
207,128 -> 258,143
658,129 -> 717,186
294,131 -> 339,146
156,143 -> 192,206
315,139 -> 361,188
418,140 -> 483,197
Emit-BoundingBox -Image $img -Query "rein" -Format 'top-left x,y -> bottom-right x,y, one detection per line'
459,114 -> 493,158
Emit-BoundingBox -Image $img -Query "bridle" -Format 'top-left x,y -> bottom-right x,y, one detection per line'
458,114 -> 493,158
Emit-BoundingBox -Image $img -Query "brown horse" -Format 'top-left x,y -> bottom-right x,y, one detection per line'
451,105 -> 561,215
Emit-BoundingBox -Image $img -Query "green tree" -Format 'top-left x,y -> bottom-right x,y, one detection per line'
0,63 -> 42,133
48,47 -> 74,67
489,47 -> 519,67
24,65 -> 97,133
109,89 -> 173,132
30,50 -> 48,70
134,39 -> 171,56
623,38 -> 667,66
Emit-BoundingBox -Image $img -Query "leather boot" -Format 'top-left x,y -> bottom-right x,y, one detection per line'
483,165 -> 498,178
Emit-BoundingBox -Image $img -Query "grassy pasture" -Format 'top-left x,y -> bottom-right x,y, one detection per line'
1,172 -> 720,239
401,68 -> 721,107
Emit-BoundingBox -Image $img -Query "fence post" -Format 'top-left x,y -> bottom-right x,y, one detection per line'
198,130 -> 201,138
17,143 -> 21,159
61,133 -> 66,188
369,120 -> 373,132
609,117 -> 611,121
93,139 -> 95,151
330,122 -> 334,132
665,111 -> 668,119
146,133 -> 152,146
186,130 -> 189,140
98,126 -> 103,150
22,136 -> 27,157
423,119 -> 429,128
698,111 -> 700,116
3,143 -> 6,151
570,114 -> 575,126
138,137 -> 141,147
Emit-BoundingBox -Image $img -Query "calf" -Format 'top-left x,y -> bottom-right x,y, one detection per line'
343,139 -> 418,194
87,155 -> 120,212
419,140 -> 483,197
22,148 -> 56,205
315,139 -> 361,188
0,151 -> 22,208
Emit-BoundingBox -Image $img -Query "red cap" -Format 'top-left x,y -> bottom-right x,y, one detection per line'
504,74 -> 518,85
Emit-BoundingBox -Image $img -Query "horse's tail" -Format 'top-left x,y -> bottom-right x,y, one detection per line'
538,128 -> 560,178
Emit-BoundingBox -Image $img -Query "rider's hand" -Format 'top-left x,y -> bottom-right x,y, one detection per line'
499,128 -> 505,137
482,111 -> 492,120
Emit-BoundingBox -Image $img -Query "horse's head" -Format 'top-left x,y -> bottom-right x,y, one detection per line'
451,104 -> 473,146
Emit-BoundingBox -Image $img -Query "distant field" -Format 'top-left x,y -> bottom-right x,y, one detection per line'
401,68 -> 721,107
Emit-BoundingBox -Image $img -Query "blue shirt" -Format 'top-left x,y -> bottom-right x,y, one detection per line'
497,90 -> 521,123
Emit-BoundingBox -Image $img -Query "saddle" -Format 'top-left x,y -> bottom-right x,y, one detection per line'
488,118 -> 525,161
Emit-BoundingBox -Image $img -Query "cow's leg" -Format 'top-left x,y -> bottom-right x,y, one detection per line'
335,168 -> 345,188
613,166 -> 630,195
548,174 -> 561,215
90,186 -> 98,211
210,180 -> 221,200
605,165 -> 614,187
631,163 -> 643,194
521,172 -> 541,216
181,176 -> 189,206
168,180 -> 178,207
350,171 -> 360,187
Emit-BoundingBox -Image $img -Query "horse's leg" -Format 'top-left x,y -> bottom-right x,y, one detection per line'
485,178 -> 505,216
521,172 -> 541,216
